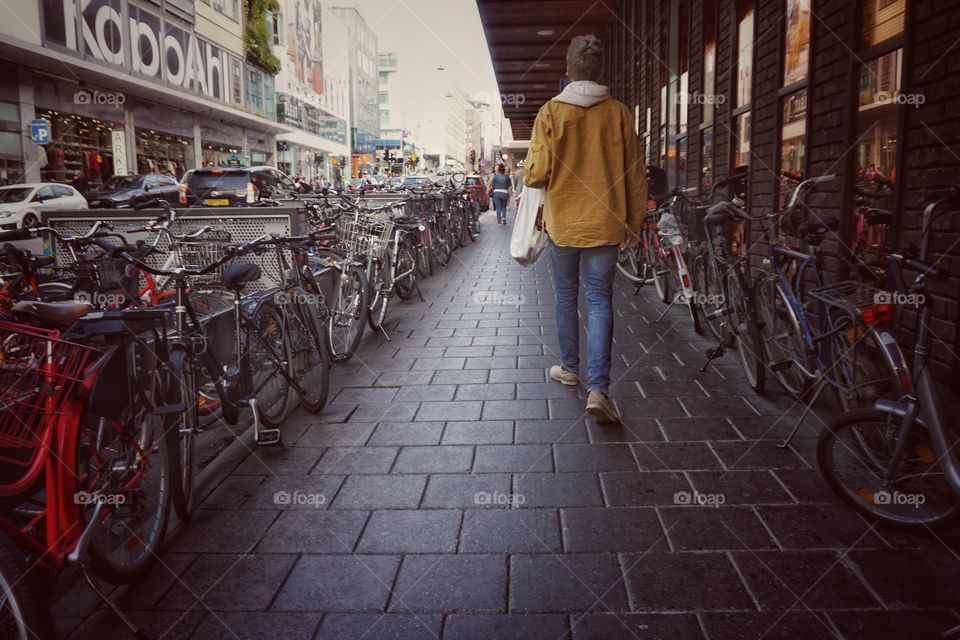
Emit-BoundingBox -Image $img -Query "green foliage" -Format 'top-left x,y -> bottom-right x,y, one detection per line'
245,0 -> 282,74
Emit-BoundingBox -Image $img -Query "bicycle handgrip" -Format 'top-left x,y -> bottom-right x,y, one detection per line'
0,227 -> 33,242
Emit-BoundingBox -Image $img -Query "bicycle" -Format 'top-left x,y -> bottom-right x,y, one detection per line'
752,174 -> 904,444
817,184 -> 960,531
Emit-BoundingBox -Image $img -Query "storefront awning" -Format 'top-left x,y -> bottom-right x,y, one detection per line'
476,0 -> 612,140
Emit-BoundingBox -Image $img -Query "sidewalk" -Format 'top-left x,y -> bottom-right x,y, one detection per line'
55,209 -> 960,640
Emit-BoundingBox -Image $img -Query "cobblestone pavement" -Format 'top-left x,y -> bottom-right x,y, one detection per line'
54,209 -> 960,639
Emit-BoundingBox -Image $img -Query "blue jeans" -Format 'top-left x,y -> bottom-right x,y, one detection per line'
493,192 -> 509,223
550,240 -> 619,393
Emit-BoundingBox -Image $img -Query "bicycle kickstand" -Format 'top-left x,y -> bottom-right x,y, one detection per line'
699,334 -> 736,372
633,280 -> 645,295
778,377 -> 827,449
250,397 -> 281,446
82,564 -> 152,640
653,297 -> 679,324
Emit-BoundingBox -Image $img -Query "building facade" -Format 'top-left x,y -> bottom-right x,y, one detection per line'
270,0 -> 351,185
465,108 -> 483,171
0,0 -> 288,186
331,6 -> 379,178
601,0 -> 959,389
377,51 -> 399,132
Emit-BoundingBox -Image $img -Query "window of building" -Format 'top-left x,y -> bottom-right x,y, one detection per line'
861,0 -> 905,47
379,91 -> 389,105
199,0 -> 239,23
700,0 -> 717,191
779,0 -> 811,206
0,100 -> 23,185
732,0 -> 754,172
675,0 -> 689,189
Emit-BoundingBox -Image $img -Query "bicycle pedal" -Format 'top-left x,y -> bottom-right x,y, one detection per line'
256,428 -> 282,446
769,359 -> 793,372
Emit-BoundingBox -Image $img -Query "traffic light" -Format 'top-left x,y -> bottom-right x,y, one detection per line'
409,153 -> 418,164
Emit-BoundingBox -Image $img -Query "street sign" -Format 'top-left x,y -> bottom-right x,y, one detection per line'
30,119 -> 51,144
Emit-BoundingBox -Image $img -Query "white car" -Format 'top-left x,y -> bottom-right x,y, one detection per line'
0,183 -> 88,230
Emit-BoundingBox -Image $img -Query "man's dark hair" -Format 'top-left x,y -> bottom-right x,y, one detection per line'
566,35 -> 603,81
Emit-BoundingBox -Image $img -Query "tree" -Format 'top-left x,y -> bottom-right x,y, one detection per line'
245,0 -> 282,74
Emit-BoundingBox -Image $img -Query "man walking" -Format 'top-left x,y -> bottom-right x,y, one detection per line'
525,35 -> 647,424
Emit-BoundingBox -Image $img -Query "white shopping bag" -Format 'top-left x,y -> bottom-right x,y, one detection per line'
510,187 -> 548,266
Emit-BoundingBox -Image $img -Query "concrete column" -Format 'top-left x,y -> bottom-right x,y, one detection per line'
17,68 -> 40,183
192,116 -> 202,168
123,104 -> 137,174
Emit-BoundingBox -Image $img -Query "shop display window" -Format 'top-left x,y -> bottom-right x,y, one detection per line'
137,129 -> 194,180
37,110 -> 115,187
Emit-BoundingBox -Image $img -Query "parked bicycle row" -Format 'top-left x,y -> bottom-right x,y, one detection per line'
0,176 -> 481,639
619,170 -> 960,531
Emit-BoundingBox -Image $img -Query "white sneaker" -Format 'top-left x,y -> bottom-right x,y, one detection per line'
586,391 -> 620,424
549,365 -> 579,386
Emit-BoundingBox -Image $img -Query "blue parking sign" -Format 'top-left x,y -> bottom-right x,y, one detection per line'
30,119 -> 50,144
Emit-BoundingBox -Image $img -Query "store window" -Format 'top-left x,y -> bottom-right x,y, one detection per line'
732,0 -> 754,172
675,0 -> 689,190
779,0 -> 811,206
862,0 -> 905,47
136,129 -> 194,179
202,142 -> 243,168
701,0 -> 717,191
0,101 -> 23,185
36,110 -> 116,187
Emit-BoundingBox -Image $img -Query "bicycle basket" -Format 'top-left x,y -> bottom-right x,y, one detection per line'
337,213 -> 395,259
0,321 -> 101,490
807,280 -> 892,324
180,230 -> 233,284
71,256 -> 126,292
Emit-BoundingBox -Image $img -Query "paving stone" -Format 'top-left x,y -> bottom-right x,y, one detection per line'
375,370 -> 434,387
245,475 -> 345,510
66,610 -> 204,640
411,356 -> 466,370
367,421 -> 445,445
711,440 -> 810,470
331,475 -> 426,509
599,471 -> 693,507
586,418 -> 663,443
493,344 -> 544,356
771,469 -> 840,503
113,553 -> 196,611
472,335 -> 520,346
272,555 -> 400,611
562,507 -> 666,552
460,509 -> 561,552
510,554 -> 628,612
415,400 -> 483,421
489,368 -> 547,382
701,611 -> 838,640
623,552 -> 755,611
445,614 -> 569,640
474,444 -> 553,472
515,473 -> 605,508
454,382 -> 516,400
311,446 -> 399,474
394,384 -> 456,401
348,401 -> 420,423
393,445 -> 474,473
233,446 -> 326,476
515,419 -> 589,444
570,613 -> 704,640
687,471 -> 794,505
756,505 -> 886,549
482,399 -> 549,420
199,474 -> 265,509
421,474 -> 513,508
442,420 -> 514,444
189,613 -> 320,640
296,422 -> 376,447
158,553 -> 296,611
631,441 -> 724,471
314,614 -> 443,640
332,387 -> 399,405
516,382 -> 582,400
828,610 -> 960,640
433,369 -> 490,384
356,510 -> 461,553
658,416 -> 742,441
258,510 -> 368,553
390,555 -> 507,613
172,510 -> 277,553
445,346 -> 496,357
849,550 -> 960,608
660,506 -> 778,551
554,444 -> 638,472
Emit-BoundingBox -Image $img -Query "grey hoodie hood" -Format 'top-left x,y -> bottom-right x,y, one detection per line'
552,80 -> 612,107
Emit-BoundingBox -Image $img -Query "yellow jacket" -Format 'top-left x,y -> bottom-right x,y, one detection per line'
525,82 -> 647,247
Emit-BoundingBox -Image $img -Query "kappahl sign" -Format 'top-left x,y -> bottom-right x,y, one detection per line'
41,0 -> 243,105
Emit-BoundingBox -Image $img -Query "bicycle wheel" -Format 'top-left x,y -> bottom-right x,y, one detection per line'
818,408 -> 960,530
325,262 -> 369,363
83,369 -> 172,583
754,275 -> 813,399
416,234 -> 432,278
466,208 -> 480,242
693,253 -> 724,342
649,234 -> 670,303
250,301 -> 292,427
286,288 -> 331,414
677,250 -> 703,335
726,269 -> 766,394
828,313 -> 903,411
451,207 -> 467,248
616,243 -> 649,283
0,532 -> 54,640
367,258 -> 390,331
166,348 -> 199,520
394,235 -> 418,300
433,219 -> 453,267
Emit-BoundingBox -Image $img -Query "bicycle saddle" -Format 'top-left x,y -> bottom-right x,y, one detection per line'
9,300 -> 94,324
221,263 -> 262,290
797,217 -> 839,236
864,209 -> 893,225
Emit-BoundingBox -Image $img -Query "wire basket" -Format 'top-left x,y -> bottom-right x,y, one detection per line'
807,280 -> 886,318
337,212 -> 395,259
180,230 -> 233,285
70,256 -> 126,292
0,321 -> 101,488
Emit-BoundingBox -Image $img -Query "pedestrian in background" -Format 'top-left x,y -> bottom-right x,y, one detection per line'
512,161 -> 525,208
525,34 -> 647,424
490,163 -> 512,226
69,170 -> 88,197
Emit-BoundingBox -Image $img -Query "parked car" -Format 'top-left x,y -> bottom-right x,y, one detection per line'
464,174 -> 489,209
402,175 -> 433,189
346,178 -> 366,194
181,166 -> 298,207
0,183 -> 87,229
390,176 -> 403,187
87,173 -> 180,209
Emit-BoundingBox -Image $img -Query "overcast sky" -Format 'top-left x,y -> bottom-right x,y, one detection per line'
331,0 -> 513,148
